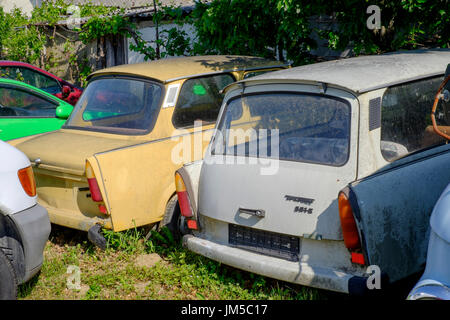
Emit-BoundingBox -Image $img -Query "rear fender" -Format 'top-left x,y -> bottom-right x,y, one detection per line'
348,145 -> 450,282
86,155 -> 112,217
92,140 -> 182,231
177,160 -> 203,218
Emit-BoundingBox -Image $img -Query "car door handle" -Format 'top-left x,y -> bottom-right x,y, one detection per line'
239,207 -> 265,218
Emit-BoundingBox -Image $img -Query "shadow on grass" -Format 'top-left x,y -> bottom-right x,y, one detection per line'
18,271 -> 40,298
48,224 -> 97,254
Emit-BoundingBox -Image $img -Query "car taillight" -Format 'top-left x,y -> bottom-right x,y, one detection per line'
338,191 -> 365,265
175,172 -> 198,230
86,161 -> 103,202
175,172 -> 193,218
18,166 -> 36,197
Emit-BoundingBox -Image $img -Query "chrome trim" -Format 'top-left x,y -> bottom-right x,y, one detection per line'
407,284 -> 450,300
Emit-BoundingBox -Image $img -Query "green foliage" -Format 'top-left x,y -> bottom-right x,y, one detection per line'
78,58 -> 93,87
31,0 -> 68,26
191,0 -> 324,64
192,0 -> 279,58
128,2 -> 192,61
79,14 -> 129,44
2,25 -> 46,63
103,226 -> 144,253
321,0 -> 449,55
1,0 -> 447,83
191,0 -> 448,65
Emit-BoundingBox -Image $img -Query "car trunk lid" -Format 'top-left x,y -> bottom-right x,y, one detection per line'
15,129 -> 141,175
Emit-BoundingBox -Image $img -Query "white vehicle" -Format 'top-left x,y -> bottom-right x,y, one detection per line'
0,140 -> 51,299
176,49 -> 450,295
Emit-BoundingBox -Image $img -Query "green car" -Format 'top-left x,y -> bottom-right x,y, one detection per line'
0,78 -> 73,141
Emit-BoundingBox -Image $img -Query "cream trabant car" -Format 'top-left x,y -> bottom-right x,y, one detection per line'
8,56 -> 287,241
177,49 -> 450,294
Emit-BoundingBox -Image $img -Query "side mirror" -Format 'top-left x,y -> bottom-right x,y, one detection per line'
55,104 -> 73,120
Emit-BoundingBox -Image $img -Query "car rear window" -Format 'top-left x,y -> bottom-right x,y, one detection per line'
212,92 -> 351,166
65,77 -> 162,135
381,76 -> 445,161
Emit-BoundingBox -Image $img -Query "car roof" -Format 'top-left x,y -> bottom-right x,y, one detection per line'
234,49 -> 450,94
88,55 -> 288,83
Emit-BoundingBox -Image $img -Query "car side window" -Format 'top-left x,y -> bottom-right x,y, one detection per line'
18,68 -> 61,95
381,76 -> 445,161
172,74 -> 235,128
0,67 -> 61,95
0,67 -> 22,81
0,86 -> 58,117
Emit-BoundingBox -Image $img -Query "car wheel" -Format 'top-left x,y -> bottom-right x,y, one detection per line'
0,249 -> 18,300
160,195 -> 189,241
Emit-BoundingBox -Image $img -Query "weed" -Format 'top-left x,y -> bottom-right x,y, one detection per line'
18,226 -> 331,300
103,226 -> 144,253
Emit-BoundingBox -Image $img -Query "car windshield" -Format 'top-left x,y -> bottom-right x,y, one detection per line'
212,92 -> 351,166
64,77 -> 162,135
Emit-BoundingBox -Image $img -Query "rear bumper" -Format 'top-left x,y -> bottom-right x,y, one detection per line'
183,234 -> 370,294
46,206 -> 112,232
407,279 -> 450,300
9,204 -> 51,283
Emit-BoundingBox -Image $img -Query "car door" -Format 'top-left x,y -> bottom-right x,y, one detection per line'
0,84 -> 64,140
199,83 -> 359,241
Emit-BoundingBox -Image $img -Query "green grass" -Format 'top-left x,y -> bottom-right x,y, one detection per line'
18,225 -> 327,300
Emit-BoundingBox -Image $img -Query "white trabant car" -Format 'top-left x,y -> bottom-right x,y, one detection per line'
0,141 -> 51,299
176,49 -> 450,295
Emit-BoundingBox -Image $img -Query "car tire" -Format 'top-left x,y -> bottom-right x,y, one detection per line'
0,249 -> 18,300
160,194 -> 188,241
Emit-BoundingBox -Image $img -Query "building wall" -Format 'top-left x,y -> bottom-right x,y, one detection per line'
0,0 -> 41,16
127,22 -> 196,64
40,26 -> 97,85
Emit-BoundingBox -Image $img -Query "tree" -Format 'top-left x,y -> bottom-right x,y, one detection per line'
190,0 -> 448,65
322,0 -> 449,54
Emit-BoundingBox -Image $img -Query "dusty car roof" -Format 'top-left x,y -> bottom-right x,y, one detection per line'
88,55 -> 287,83
236,49 -> 450,94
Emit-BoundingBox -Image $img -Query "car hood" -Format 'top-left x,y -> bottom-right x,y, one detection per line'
14,130 -> 142,176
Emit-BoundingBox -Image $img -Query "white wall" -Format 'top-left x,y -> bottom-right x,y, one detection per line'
0,0 -> 41,16
127,23 -> 196,64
